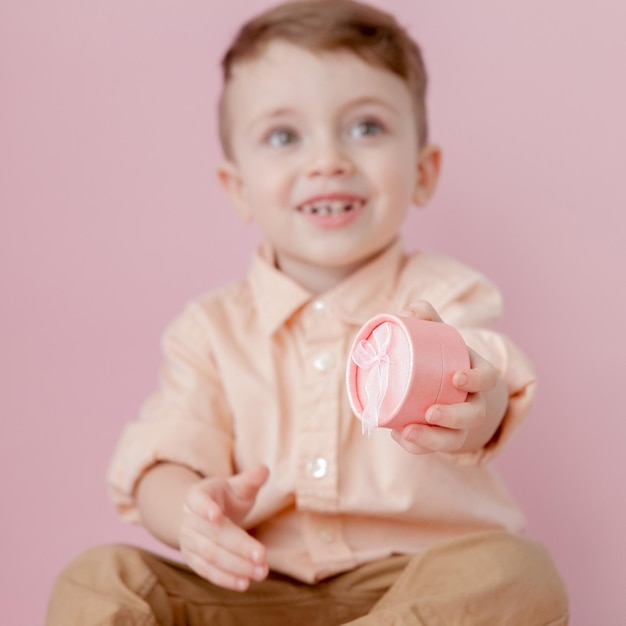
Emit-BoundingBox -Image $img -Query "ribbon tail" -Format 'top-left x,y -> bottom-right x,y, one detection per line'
351,321 -> 392,435
361,357 -> 390,435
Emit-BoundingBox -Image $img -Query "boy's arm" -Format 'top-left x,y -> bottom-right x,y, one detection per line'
135,462 -> 270,592
135,462 -> 202,549
107,299 -> 270,591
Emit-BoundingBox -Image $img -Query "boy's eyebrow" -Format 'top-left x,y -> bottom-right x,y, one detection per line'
245,107 -> 297,135
245,97 -> 401,135
339,96 -> 400,116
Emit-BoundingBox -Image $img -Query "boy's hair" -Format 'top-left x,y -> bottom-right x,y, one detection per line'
218,0 -> 429,158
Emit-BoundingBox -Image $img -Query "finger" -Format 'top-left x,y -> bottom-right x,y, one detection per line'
185,509 -> 267,567
186,551 -> 248,591
186,526 -> 268,582
425,394 -> 487,431
400,300 -> 443,323
453,349 -> 498,394
180,518 -> 268,593
185,550 -> 259,592
398,423 -> 469,453
391,428 -> 435,455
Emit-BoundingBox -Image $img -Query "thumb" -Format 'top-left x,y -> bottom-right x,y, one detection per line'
228,464 -> 270,502
400,300 -> 443,323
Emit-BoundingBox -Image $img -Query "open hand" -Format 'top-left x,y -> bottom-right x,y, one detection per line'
179,464 -> 270,591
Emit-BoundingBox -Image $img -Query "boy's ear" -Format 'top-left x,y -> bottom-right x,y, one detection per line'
413,144 -> 442,207
217,160 -> 254,222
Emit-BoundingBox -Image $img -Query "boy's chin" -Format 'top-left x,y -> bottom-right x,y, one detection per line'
295,246 -> 390,270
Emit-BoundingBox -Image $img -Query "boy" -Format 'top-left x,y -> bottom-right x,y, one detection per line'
48,1 -> 568,623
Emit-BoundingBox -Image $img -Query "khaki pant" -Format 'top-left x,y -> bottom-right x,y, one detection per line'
47,531 -> 568,625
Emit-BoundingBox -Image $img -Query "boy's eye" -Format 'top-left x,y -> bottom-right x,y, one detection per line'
266,128 -> 299,148
350,120 -> 384,139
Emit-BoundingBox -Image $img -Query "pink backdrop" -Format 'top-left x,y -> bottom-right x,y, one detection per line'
2,1 -> 625,623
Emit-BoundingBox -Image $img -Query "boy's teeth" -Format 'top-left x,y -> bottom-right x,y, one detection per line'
300,199 -> 363,214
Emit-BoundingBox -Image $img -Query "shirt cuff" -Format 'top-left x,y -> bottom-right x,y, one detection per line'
107,419 -> 233,523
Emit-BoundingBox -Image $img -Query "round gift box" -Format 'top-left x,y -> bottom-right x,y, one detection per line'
346,314 -> 470,430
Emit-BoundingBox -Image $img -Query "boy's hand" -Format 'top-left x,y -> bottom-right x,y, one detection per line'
391,302 -> 505,455
179,464 -> 270,592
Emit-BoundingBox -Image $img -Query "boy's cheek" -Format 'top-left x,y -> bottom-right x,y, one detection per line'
375,163 -> 418,203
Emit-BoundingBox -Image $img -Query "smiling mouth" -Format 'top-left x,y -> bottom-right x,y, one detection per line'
297,198 -> 366,216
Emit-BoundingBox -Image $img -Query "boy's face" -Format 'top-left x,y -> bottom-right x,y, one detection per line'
219,41 -> 440,285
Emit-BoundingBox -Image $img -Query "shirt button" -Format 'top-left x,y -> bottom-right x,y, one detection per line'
308,457 -> 328,479
313,352 -> 334,373
312,299 -> 330,315
317,527 -> 335,544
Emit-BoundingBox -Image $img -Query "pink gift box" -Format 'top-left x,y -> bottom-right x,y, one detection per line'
346,314 -> 470,432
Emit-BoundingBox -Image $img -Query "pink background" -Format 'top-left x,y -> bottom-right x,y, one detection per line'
2,1 -> 625,623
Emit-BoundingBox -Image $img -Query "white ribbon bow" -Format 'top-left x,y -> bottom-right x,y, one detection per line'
351,322 -> 391,435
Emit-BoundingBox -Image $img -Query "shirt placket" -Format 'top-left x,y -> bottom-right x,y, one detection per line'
295,298 -> 354,566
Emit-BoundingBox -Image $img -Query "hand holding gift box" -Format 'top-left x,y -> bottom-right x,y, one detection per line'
346,313 -> 470,434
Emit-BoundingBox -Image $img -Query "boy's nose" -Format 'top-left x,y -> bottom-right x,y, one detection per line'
305,139 -> 354,178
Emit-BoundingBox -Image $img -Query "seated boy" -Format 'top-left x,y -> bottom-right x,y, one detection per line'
47,1 -> 569,624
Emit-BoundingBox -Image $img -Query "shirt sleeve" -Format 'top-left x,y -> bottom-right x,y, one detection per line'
107,300 -> 234,523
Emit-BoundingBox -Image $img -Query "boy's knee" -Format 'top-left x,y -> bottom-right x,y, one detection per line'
49,544 -> 156,603
47,544 -> 160,625
55,544 -> 144,585
385,532 -> 569,624
475,532 -> 569,619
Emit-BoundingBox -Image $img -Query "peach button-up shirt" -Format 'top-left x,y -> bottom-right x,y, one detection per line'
108,239 -> 535,583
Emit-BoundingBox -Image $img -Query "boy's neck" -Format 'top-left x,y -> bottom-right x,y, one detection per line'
274,248 -> 385,295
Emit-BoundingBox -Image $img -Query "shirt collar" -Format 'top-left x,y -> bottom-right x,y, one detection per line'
248,238 -> 408,335
249,243 -> 312,335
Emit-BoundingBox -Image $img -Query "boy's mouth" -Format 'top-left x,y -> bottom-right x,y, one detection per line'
297,198 -> 366,216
